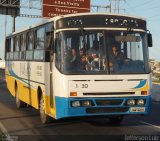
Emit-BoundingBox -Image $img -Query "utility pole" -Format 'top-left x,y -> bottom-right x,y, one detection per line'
12,16 -> 16,32
110,0 -> 126,13
4,15 -> 7,59
117,0 -> 120,13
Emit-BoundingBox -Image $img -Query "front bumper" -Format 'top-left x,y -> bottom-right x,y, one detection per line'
55,95 -> 151,119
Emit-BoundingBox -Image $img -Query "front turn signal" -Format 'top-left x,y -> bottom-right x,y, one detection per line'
70,92 -> 77,96
141,91 -> 148,95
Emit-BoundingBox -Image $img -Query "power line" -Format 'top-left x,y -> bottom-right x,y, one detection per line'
91,4 -> 111,12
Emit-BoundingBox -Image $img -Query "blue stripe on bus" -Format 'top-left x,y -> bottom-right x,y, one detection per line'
55,96 -> 151,119
133,80 -> 147,89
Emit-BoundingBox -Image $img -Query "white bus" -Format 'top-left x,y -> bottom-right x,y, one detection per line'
5,13 -> 152,124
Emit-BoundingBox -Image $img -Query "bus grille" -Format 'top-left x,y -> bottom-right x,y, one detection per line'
95,99 -> 123,106
86,107 -> 129,114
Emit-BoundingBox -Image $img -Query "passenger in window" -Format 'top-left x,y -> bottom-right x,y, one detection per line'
77,48 -> 87,70
86,50 -> 93,64
88,40 -> 100,56
70,48 -> 79,70
77,48 -> 86,63
110,45 -> 124,72
86,40 -> 100,65
78,55 -> 88,70
64,48 -> 72,70
79,48 -> 86,58
90,51 -> 100,71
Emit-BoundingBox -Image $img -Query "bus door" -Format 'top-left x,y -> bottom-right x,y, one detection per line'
45,23 -> 55,109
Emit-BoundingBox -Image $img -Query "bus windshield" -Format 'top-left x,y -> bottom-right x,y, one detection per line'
55,30 -> 150,74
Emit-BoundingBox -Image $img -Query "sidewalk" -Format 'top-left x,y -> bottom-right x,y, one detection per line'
151,83 -> 160,102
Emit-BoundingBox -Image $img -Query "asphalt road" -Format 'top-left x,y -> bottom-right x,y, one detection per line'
0,69 -> 160,141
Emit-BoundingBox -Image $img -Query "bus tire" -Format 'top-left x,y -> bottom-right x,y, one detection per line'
109,115 -> 124,125
40,95 -> 53,124
15,86 -> 26,108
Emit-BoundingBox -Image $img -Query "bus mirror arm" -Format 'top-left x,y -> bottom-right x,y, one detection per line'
50,51 -> 54,62
147,31 -> 153,47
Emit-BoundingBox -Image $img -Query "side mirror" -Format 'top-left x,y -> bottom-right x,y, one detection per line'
147,33 -> 153,47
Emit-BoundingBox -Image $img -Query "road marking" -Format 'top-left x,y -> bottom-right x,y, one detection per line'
140,121 -> 160,130
0,122 -> 10,137
0,122 -> 12,140
0,122 -> 18,140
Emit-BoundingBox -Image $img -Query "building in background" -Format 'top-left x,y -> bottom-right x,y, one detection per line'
150,59 -> 160,81
0,60 -> 5,69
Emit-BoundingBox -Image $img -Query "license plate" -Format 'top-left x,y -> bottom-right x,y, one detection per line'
130,107 -> 145,112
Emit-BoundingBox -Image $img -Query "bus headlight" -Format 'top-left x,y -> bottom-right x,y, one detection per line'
71,101 -> 81,107
81,100 -> 92,107
71,100 -> 93,107
127,99 -> 136,106
137,99 -> 145,106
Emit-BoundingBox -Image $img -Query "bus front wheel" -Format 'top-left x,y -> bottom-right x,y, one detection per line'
40,95 -> 53,124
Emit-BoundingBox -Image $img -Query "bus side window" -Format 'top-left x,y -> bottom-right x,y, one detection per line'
14,35 -> 20,60
45,23 -> 54,62
20,34 -> 26,60
46,31 -> 53,50
26,31 -> 34,60
35,27 -> 45,49
9,37 -> 14,60
45,31 -> 53,62
34,27 -> 45,60
45,23 -> 54,50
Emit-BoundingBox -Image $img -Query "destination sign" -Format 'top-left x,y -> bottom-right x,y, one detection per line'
42,0 -> 90,18
56,15 -> 146,30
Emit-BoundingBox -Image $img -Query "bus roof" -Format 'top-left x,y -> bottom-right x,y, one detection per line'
54,12 -> 146,21
7,13 -> 146,37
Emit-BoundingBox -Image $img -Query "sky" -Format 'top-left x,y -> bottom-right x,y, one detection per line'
0,0 -> 160,60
